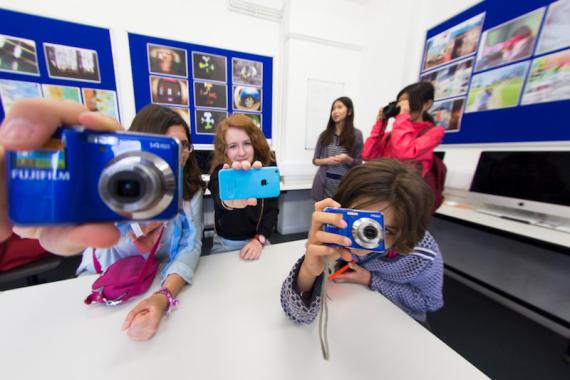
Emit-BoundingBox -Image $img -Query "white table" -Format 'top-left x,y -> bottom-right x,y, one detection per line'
0,240 -> 488,380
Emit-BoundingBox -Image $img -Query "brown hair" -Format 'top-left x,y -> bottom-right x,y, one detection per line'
129,104 -> 205,200
210,113 -> 274,174
333,159 -> 434,253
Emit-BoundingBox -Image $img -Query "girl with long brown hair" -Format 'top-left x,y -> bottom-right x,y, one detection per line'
208,114 -> 279,259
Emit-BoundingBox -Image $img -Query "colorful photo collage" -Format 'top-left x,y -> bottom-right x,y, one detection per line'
422,1 -> 570,131
147,45 -> 265,136
0,34 -> 119,120
466,0 -> 570,112
421,14 -> 485,133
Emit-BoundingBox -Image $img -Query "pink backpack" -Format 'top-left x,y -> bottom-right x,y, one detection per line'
84,227 -> 164,306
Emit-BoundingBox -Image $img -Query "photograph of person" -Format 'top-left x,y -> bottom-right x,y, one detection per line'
535,0 -> 570,55
420,57 -> 474,100
167,107 -> 191,127
430,97 -> 465,132
147,44 -> 187,77
423,13 -> 484,71
0,34 -> 39,75
232,58 -> 262,86
42,84 -> 81,103
466,61 -> 529,112
233,112 -> 261,129
43,43 -> 100,82
475,8 -> 544,72
150,76 -> 189,106
192,52 -> 227,82
0,79 -> 42,114
522,48 -> 570,105
193,81 -> 227,109
195,109 -> 227,134
233,85 -> 261,111
81,88 -> 119,120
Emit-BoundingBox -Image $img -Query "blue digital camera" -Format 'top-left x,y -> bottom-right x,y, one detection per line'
323,207 -> 385,252
6,127 -> 182,225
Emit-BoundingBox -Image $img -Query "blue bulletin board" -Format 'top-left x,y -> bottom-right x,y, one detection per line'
419,0 -> 570,144
0,8 -> 119,121
128,32 -> 273,145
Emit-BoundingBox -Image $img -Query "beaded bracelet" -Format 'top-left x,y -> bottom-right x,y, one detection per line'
154,287 -> 180,315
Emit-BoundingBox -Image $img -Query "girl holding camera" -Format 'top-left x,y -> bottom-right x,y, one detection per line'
207,114 -> 279,259
281,159 -> 443,325
311,97 -> 363,201
362,82 -> 444,178
76,105 -> 206,341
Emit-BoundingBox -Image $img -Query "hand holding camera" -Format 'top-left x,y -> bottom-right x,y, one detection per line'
299,198 -> 353,287
0,99 -> 123,254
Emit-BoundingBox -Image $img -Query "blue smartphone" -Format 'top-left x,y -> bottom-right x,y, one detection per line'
218,166 -> 281,201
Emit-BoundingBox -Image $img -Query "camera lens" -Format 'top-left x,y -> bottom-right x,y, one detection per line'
116,179 -> 141,199
352,217 -> 383,249
99,151 -> 176,219
363,225 -> 378,240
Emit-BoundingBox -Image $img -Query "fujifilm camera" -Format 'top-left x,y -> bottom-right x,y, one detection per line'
382,101 -> 400,120
323,207 -> 385,252
7,127 -> 181,225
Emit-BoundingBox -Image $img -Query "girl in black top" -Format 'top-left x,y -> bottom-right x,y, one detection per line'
208,114 -> 279,260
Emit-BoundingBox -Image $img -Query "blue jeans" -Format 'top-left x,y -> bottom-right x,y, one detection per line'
210,233 -> 249,254
210,233 -> 271,254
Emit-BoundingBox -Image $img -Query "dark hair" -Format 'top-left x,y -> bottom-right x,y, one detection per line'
398,82 -> 435,124
332,159 -> 434,253
210,113 -> 274,173
317,96 -> 355,150
129,104 -> 205,200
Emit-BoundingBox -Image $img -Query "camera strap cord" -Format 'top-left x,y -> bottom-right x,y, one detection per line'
318,258 -> 333,360
318,251 -> 386,360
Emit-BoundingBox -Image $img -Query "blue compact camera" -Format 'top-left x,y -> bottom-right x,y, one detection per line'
6,127 -> 182,225
323,207 -> 385,252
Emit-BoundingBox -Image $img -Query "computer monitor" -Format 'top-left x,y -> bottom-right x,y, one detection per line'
467,151 -> 570,220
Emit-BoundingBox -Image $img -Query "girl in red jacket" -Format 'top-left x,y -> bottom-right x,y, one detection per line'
362,82 -> 444,177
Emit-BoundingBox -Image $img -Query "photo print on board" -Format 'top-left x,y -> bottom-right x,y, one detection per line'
234,112 -> 262,129
0,79 -> 42,114
195,109 -> 227,135
535,0 -> 570,55
150,76 -> 189,106
420,57 -> 474,100
466,61 -> 530,112
521,48 -> 570,105
430,97 -> 465,132
233,85 -> 261,111
0,34 -> 39,76
423,13 -> 484,71
475,8 -> 545,72
82,88 -> 119,120
192,52 -> 227,82
147,43 -> 188,77
44,43 -> 100,82
167,107 -> 191,128
194,81 -> 227,109
42,84 -> 81,103
232,58 -> 263,87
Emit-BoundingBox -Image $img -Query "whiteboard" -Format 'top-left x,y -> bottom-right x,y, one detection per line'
305,79 -> 345,149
